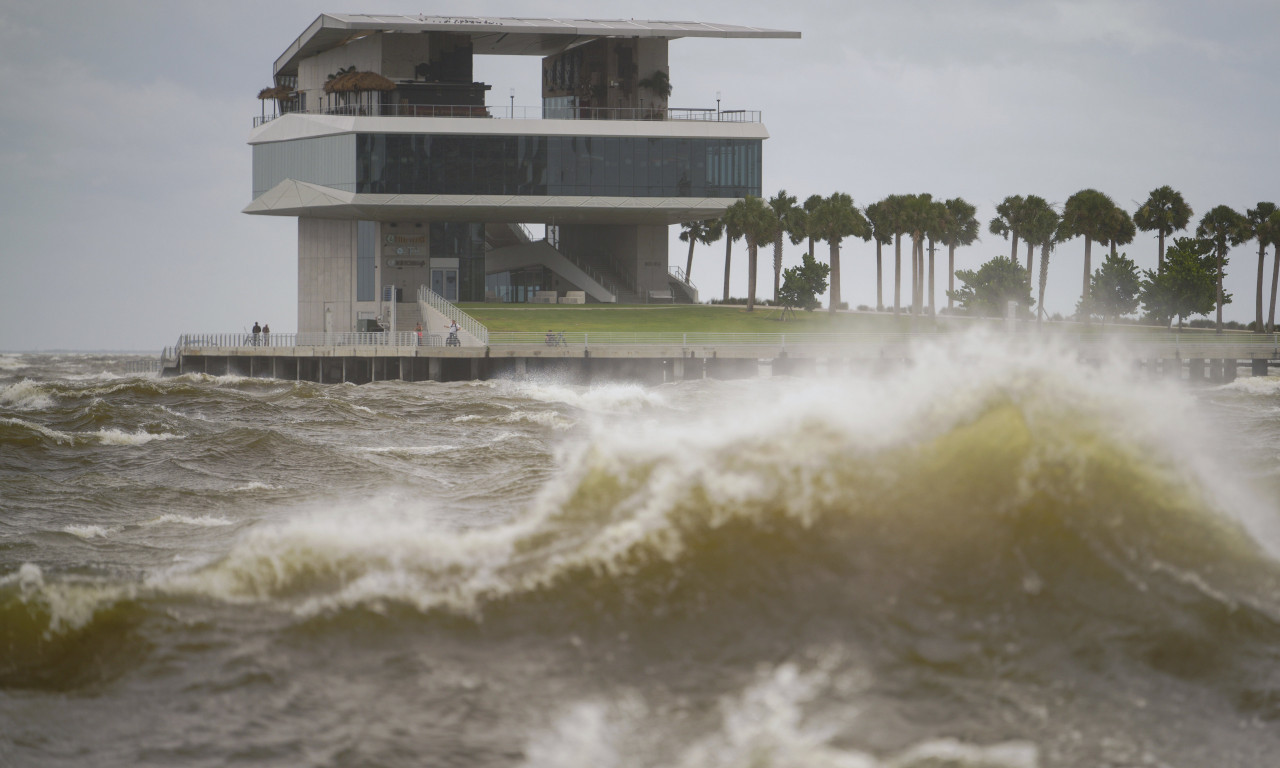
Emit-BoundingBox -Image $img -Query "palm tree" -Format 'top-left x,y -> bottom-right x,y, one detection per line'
724,196 -> 778,312
1246,203 -> 1277,331
923,199 -> 949,315
767,191 -> 800,302
1019,196 -> 1054,291
881,194 -> 910,314
809,192 -> 870,313
864,199 -> 895,311
1106,204 -> 1136,257
722,215 -> 742,303
900,194 -> 937,315
679,219 -> 723,285
1133,186 -> 1193,274
989,195 -> 1027,261
1058,189 -> 1117,320
1196,205 -> 1249,332
1269,210 -> 1280,332
937,197 -> 980,312
1021,203 -> 1061,324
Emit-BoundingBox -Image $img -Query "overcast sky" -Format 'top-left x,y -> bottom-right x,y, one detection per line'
1,0 -> 1277,351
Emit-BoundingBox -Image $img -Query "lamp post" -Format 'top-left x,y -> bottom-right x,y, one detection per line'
509,87 -> 514,117
716,91 -> 721,120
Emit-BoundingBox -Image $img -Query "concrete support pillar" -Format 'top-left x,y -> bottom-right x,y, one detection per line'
1209,358 -> 1224,382
1189,358 -> 1205,381
1253,358 -> 1270,377
471,359 -> 482,381
515,357 -> 527,378
429,357 -> 443,382
672,357 -> 684,382
1224,360 -> 1237,383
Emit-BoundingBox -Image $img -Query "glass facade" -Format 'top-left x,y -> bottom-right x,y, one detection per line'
354,134 -> 760,198
430,222 -> 486,301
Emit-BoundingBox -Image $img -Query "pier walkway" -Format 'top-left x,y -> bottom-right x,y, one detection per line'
161,331 -> 1280,385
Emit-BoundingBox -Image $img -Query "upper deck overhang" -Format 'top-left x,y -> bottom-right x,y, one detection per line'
248,113 -> 770,145
275,13 -> 801,75
243,179 -> 737,225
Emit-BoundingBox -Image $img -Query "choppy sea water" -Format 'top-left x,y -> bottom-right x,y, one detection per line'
2,338 -> 1280,768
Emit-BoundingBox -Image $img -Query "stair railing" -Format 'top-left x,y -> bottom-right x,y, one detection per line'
417,285 -> 489,345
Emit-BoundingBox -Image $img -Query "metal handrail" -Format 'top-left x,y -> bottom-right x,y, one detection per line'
177,332 -> 435,348
253,104 -> 763,127
417,285 -> 489,345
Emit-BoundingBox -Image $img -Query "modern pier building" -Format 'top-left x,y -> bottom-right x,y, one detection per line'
246,14 -> 799,336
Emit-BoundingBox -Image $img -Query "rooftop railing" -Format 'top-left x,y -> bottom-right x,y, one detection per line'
253,104 -> 762,127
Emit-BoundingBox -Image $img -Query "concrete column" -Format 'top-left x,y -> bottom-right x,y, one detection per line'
1189,358 -> 1205,381
429,357 -> 443,382
1224,360 -> 1237,383
1209,358 -> 1224,382
515,357 -> 527,378
471,359 -> 482,381
672,358 -> 684,381
1253,358 -> 1270,377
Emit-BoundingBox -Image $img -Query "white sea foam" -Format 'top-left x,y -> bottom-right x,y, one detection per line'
516,381 -> 669,413
0,379 -> 54,410
95,428 -> 181,445
5,562 -> 136,635
63,524 -> 121,539
502,410 -> 574,429
520,660 -> 1039,768
145,513 -> 235,527
1,416 -> 75,444
1216,376 -> 1280,396
359,444 -> 459,457
0,355 -> 29,371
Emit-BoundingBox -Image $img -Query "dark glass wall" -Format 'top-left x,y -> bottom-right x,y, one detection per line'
355,134 -> 760,198
430,222 -> 486,301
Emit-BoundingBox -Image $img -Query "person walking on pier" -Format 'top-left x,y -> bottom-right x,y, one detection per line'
262,324 -> 270,347
251,321 -> 261,346
415,322 -> 423,346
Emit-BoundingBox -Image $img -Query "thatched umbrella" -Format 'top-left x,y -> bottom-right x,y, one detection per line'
257,86 -> 294,119
323,71 -> 396,114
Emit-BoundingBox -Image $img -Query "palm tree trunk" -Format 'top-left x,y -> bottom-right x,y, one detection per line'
685,238 -> 697,283
1158,230 -> 1166,275
1038,242 -> 1050,326
1257,241 -> 1266,331
1025,240 -> 1035,291
747,240 -> 758,313
1011,233 -> 1019,262
893,234 -> 902,314
773,233 -> 784,303
909,236 -> 919,314
1268,244 -> 1280,332
723,237 -> 731,302
927,238 -> 936,316
1216,244 -> 1225,333
875,241 -> 883,312
1082,239 -> 1092,324
948,245 -> 956,310
916,239 -> 924,315
829,239 -> 841,312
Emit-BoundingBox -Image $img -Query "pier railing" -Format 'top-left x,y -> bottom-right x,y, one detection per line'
177,332 -> 438,348
254,104 -> 762,127
169,330 -> 1279,356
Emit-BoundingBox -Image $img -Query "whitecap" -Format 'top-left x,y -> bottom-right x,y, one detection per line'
0,379 -> 54,410
95,428 -> 181,446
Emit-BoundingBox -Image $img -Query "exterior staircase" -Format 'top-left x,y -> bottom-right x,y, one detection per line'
486,240 -> 619,303
416,285 -> 488,346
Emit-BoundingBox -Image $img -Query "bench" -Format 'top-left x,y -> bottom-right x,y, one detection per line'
647,289 -> 674,303
532,291 -> 558,304
559,291 -> 586,304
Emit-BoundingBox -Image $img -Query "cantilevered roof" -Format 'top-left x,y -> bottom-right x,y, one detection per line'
275,13 -> 801,75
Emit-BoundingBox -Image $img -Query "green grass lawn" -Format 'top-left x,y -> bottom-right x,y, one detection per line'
455,303 -> 999,333
453,303 -> 1214,335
